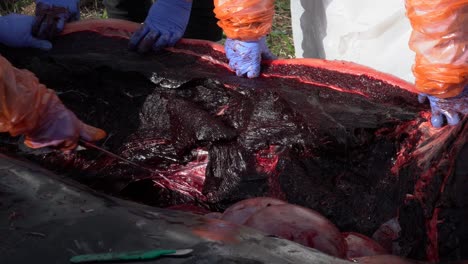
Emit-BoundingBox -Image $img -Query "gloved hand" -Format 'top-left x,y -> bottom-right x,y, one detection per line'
24,96 -> 107,151
32,0 -> 80,40
225,37 -> 276,78
0,14 -> 52,50
418,86 -> 468,128
129,0 -> 192,53
0,56 -> 106,152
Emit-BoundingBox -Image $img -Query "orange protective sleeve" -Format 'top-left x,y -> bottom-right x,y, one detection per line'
214,0 -> 275,41
0,55 -> 58,137
406,0 -> 468,98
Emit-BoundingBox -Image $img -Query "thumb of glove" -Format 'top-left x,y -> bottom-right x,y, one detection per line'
418,94 -> 428,104
28,37 -> 53,50
262,49 -> 276,60
259,37 -> 276,60
79,123 -> 107,142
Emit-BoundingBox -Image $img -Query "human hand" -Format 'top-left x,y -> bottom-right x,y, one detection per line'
418,87 -> 467,128
33,0 -> 80,39
0,14 -> 52,50
224,37 -> 276,78
129,0 -> 192,53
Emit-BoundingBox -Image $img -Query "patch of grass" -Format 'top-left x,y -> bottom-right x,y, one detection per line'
268,0 -> 294,58
0,0 -> 105,16
80,0 -> 106,19
0,0 -> 33,15
0,0 -> 294,57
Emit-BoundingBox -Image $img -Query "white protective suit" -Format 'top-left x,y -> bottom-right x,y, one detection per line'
291,0 -> 415,83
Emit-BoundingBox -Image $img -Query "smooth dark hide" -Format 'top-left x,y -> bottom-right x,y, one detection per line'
0,30 -> 466,262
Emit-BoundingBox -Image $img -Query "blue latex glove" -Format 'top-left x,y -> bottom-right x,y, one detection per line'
33,0 -> 80,40
129,0 -> 192,53
418,86 -> 468,128
225,37 -> 276,78
0,14 -> 52,50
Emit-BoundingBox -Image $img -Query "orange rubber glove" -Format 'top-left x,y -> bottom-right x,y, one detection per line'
406,0 -> 468,98
0,56 -> 106,151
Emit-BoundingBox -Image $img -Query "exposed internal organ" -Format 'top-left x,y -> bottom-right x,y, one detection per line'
220,197 -> 286,225
213,198 -> 389,260
243,203 -> 347,258
343,232 -> 388,259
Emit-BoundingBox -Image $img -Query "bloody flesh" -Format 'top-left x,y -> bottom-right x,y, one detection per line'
0,20 -> 466,262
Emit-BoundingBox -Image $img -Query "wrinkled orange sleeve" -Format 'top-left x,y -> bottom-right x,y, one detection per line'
406,0 -> 468,98
0,55 -> 58,137
213,0 -> 275,41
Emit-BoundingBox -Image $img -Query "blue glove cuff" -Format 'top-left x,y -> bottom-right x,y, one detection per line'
145,0 -> 193,31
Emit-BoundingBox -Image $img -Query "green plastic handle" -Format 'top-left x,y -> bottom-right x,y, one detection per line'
70,249 -> 177,263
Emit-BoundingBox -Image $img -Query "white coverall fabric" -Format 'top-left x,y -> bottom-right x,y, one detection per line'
291,0 -> 415,83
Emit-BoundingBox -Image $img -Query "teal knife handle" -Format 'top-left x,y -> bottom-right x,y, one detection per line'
70,249 -> 177,263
